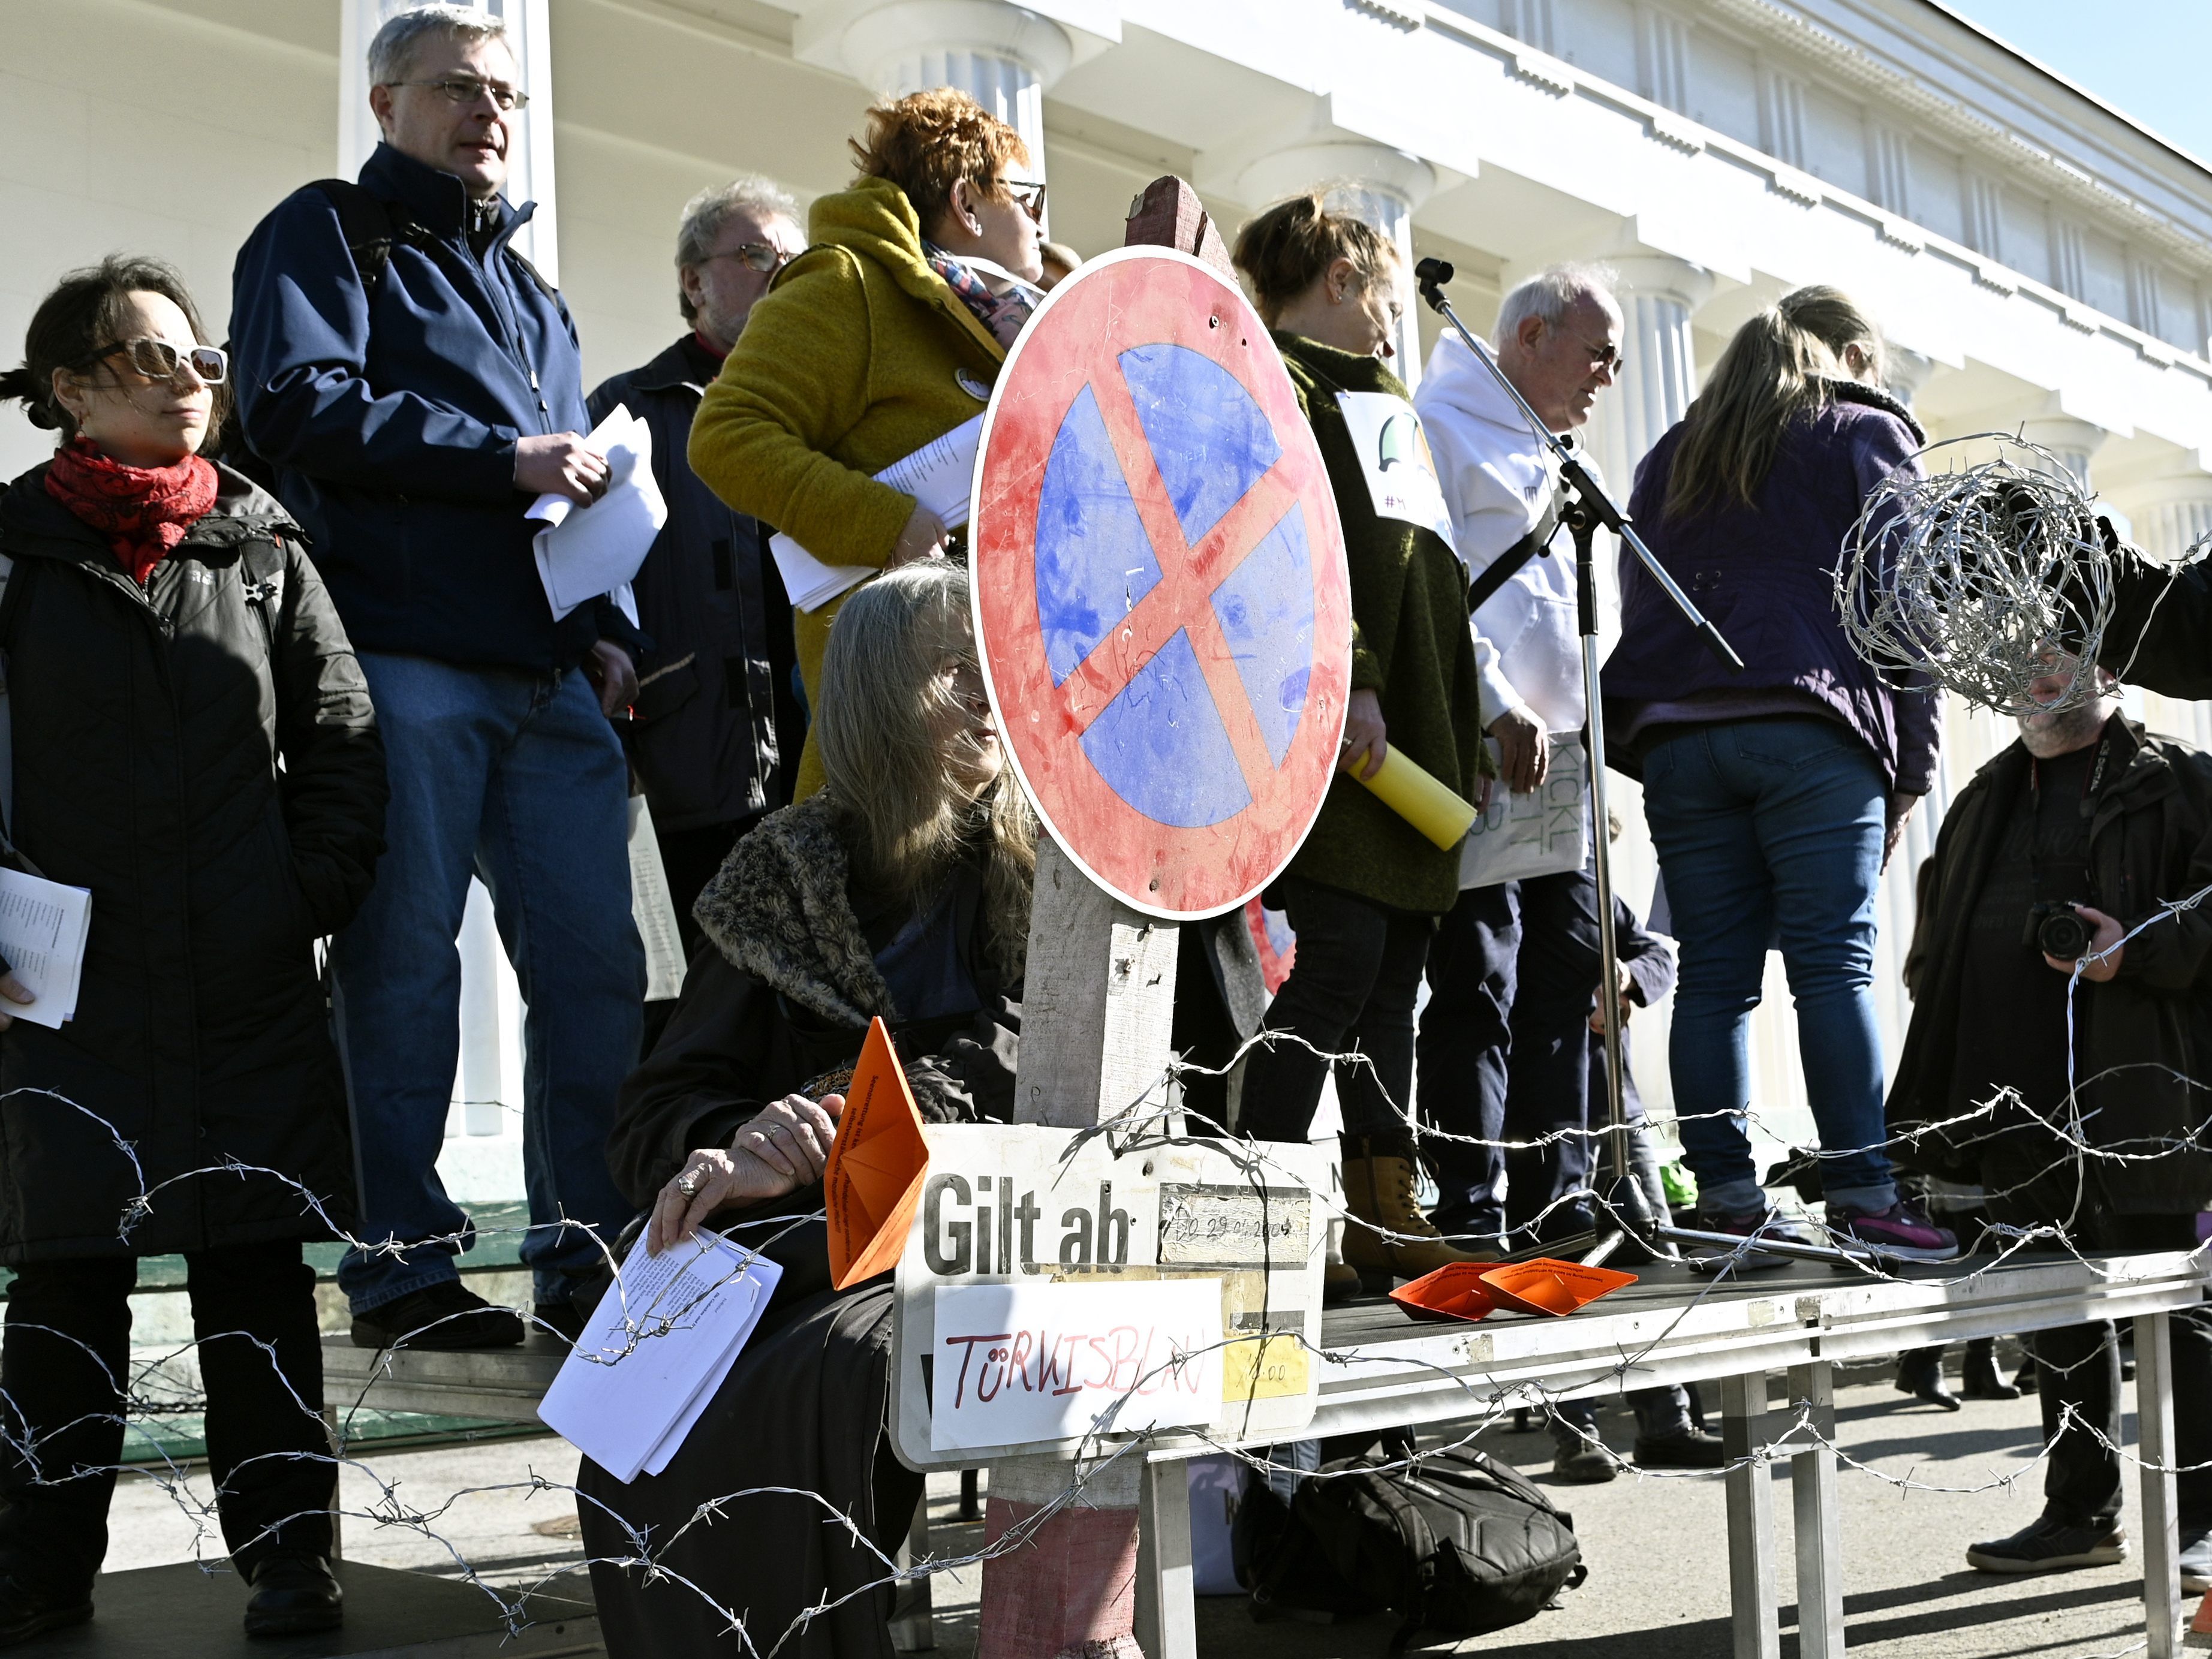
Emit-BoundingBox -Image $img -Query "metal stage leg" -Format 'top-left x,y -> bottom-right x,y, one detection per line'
889,1494 -> 937,1653
1787,1362 -> 1845,1658
1723,1371 -> 1780,1659
2138,1311 -> 2182,1659
1134,1458 -> 1196,1659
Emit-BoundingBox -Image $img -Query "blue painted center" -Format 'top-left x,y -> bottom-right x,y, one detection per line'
1032,343 -> 1310,829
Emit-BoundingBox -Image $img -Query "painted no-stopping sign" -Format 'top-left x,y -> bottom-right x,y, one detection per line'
971,246 -> 1353,919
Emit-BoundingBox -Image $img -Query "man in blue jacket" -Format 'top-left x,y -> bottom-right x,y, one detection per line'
231,3 -> 644,1349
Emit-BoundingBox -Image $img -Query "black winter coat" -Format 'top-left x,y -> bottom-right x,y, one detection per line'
2102,541 -> 2212,699
588,339 -> 792,831
1886,717 -> 2212,1217
0,463 -> 387,1262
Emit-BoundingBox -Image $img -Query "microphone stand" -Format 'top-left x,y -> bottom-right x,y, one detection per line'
1416,259 -> 1857,1273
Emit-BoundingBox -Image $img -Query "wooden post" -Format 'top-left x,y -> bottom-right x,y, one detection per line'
977,842 -> 1179,1659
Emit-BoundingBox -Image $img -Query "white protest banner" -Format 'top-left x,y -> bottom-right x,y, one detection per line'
929,1278 -> 1221,1450
1457,734 -> 1590,888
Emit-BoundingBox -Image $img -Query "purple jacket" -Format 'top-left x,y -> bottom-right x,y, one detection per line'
1600,382 -> 1942,795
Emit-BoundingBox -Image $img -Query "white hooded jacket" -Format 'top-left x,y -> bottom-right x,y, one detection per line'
1412,331 -> 1588,733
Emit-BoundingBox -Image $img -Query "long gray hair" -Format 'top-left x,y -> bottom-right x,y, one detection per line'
816,564 -> 1034,979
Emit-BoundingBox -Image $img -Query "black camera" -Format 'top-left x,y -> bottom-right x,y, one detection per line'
2025,901 -> 2094,961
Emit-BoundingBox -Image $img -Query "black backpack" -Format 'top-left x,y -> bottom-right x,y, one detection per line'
1283,1445 -> 1587,1651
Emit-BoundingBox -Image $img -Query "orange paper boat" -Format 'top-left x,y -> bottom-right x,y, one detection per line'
1391,1257 -> 1636,1324
823,1017 -> 929,1290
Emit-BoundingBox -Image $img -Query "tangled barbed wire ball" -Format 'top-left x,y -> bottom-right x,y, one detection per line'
1835,434 -> 2116,715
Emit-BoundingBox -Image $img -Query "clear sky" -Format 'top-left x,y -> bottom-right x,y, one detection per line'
1939,1 -> 2212,168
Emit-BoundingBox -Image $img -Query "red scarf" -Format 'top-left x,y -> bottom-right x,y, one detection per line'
43,439 -> 218,586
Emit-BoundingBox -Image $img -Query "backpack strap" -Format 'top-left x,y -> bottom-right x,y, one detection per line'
309,178 -> 420,299
237,532 -> 289,663
1466,487 -> 1566,617
504,245 -> 561,308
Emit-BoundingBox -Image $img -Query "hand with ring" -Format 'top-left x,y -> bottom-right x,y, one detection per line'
647,1092 -> 847,1255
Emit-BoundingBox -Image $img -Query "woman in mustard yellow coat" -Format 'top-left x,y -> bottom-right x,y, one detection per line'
688,88 -> 1045,797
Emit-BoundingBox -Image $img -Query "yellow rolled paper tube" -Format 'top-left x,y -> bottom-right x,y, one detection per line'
1352,746 -> 1479,851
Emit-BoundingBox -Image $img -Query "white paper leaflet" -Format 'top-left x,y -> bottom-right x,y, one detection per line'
538,1227 -> 781,1483
529,404 -> 667,625
770,415 -> 984,613
0,866 -> 90,1028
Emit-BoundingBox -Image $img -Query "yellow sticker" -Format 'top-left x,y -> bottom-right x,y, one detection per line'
1222,1332 -> 1309,1401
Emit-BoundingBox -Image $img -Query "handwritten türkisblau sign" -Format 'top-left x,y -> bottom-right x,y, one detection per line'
929,1279 -> 1222,1449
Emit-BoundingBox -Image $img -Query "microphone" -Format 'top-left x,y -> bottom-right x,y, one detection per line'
1414,257 -> 1454,286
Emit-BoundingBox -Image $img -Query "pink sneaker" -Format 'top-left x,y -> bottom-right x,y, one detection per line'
1828,1200 -> 1960,1263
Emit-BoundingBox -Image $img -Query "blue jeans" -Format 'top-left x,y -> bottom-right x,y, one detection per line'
332,654 -> 644,1311
1640,719 -> 1895,1215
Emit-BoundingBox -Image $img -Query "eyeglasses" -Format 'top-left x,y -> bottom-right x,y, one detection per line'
700,242 -> 793,276
80,338 -> 228,387
999,177 -> 1047,223
1581,336 -> 1622,372
388,75 -> 530,111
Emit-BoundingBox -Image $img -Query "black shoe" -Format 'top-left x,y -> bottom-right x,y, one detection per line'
1965,1515 -> 2127,1575
1894,1347 -> 1960,1411
1634,1426 -> 1728,1470
350,1281 -> 525,1350
1551,1432 -> 1619,1484
0,1572 -> 92,1647
534,1295 -> 592,1345
243,1550 -> 342,1638
1960,1341 -> 2021,1401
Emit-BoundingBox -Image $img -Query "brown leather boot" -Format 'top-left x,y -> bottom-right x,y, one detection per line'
1341,1137 -> 1499,1286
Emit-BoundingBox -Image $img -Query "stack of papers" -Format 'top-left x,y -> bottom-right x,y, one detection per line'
0,866 -> 91,1028
529,404 -> 668,628
537,1226 -> 781,1483
771,415 -> 983,613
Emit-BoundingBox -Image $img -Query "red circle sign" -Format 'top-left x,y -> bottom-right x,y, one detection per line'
972,247 -> 1352,920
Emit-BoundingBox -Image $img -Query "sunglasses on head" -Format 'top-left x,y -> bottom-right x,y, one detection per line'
79,338 -> 228,386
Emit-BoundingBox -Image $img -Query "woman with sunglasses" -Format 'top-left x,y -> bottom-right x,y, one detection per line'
0,257 -> 386,1642
689,87 -> 1046,800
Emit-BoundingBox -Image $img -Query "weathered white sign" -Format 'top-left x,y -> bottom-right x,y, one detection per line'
928,1278 -> 1222,1449
890,1125 -> 1327,1467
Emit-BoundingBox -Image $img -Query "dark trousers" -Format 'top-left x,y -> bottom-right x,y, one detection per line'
1416,882 -> 1519,1238
1991,1209 -> 2211,1534
643,813 -> 760,1058
1501,870 -> 1612,1245
0,1241 -> 333,1591
1238,879 -> 1430,1150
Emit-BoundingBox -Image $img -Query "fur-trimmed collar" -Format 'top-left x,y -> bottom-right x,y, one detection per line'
693,795 -> 892,1028
1821,376 -> 1926,445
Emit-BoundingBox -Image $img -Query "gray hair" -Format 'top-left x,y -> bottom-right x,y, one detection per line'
366,4 -> 508,88
675,176 -> 802,321
1493,262 -> 1619,351
817,565 -> 1034,980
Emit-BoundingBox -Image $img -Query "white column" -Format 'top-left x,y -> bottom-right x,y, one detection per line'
2108,459 -> 2212,748
336,0 -> 559,280
2017,414 -> 2105,491
832,0 -> 1074,216
1235,143 -> 1435,387
1883,347 -> 1939,413
1583,254 -> 1712,501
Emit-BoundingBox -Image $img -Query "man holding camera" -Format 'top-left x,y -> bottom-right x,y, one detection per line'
1886,655 -> 2211,1587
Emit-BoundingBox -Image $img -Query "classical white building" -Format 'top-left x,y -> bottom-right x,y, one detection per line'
7,0 -> 2211,1191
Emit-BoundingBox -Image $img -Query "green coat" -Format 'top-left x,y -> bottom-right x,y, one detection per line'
688,176 -> 1006,797
1277,333 -> 1488,916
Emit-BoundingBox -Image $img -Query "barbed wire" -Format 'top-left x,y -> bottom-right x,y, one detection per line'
6,872 -> 2207,1652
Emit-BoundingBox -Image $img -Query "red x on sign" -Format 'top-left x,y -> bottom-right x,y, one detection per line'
971,247 -> 1353,919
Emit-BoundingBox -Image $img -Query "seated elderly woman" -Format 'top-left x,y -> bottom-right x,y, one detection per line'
576,561 -> 1029,1658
